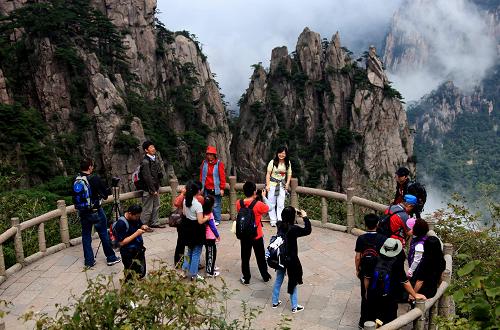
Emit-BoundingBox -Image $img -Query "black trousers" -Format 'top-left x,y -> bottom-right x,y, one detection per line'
359,277 -> 376,327
121,248 -> 146,282
240,237 -> 270,282
174,232 -> 185,268
205,239 -> 217,275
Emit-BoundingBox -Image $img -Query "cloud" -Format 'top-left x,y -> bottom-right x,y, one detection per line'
157,0 -> 402,109
386,0 -> 497,101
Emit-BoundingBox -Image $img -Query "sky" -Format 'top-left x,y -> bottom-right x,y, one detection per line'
157,0 -> 497,108
157,0 -> 403,109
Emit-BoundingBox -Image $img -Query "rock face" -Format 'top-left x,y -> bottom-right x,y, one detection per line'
366,46 -> 388,88
233,28 -> 414,193
0,0 -> 232,189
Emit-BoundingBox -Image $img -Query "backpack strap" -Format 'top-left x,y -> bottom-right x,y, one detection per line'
239,199 -> 245,209
116,216 -> 130,233
248,199 -> 258,209
387,209 -> 407,237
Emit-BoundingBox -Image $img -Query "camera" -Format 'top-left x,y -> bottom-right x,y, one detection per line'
111,176 -> 121,187
255,189 -> 264,202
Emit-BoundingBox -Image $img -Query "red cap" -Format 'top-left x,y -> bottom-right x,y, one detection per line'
206,146 -> 217,155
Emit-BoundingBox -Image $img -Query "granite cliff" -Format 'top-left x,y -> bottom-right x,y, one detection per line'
0,0 -> 232,189
233,28 -> 414,193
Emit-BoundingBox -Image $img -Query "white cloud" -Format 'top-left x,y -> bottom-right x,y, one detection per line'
386,0 -> 497,101
157,0 -> 402,108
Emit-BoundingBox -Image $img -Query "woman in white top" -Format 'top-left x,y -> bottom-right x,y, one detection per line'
181,181 -> 209,281
265,146 -> 292,226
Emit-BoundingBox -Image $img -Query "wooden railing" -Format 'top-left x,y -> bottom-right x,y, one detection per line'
0,176 -> 453,329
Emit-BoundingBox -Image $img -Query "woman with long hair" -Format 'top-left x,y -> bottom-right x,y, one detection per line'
407,219 -> 429,279
271,206 -> 311,313
180,181 -> 210,281
265,146 -> 292,227
412,236 -> 446,298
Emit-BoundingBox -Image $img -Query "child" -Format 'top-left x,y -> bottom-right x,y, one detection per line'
203,196 -> 221,277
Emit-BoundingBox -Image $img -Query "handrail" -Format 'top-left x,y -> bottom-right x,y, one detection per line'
0,176 -> 454,330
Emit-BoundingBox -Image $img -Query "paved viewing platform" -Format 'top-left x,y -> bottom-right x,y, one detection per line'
0,222 -> 364,329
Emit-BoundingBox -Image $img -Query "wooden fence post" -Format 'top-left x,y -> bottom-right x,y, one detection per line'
290,178 -> 298,209
57,200 -> 70,246
443,243 -> 453,257
0,245 -> 5,276
415,300 -> 426,330
229,176 -> 237,220
346,187 -> 355,233
11,217 -> 24,265
170,178 -> 178,209
438,269 -> 453,318
427,218 -> 436,231
429,303 -> 438,330
38,223 -> 46,253
321,197 -> 328,225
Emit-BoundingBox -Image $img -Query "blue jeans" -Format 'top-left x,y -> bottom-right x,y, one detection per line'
204,191 -> 222,224
182,244 -> 203,277
272,269 -> 298,309
80,208 -> 118,267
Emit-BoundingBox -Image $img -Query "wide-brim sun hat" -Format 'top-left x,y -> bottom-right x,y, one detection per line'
380,238 -> 402,257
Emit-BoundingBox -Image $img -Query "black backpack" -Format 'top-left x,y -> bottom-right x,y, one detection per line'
369,255 -> 397,297
360,246 -> 379,276
236,199 -> 258,240
266,233 -> 288,270
377,209 -> 405,238
407,181 -> 427,214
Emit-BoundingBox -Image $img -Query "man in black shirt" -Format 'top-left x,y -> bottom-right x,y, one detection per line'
140,141 -> 165,229
113,205 -> 149,282
393,167 -> 410,205
354,214 -> 387,328
76,159 -> 120,268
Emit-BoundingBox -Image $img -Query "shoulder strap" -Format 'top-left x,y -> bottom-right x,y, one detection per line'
248,199 -> 258,209
117,217 -> 129,232
239,199 -> 245,208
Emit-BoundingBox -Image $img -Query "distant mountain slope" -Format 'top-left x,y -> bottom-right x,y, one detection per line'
407,64 -> 499,199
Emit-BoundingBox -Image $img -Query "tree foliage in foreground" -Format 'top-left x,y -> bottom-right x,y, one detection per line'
434,193 -> 499,329
21,265 -> 291,329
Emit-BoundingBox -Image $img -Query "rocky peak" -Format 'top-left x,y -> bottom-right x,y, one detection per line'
366,46 -> 388,88
234,28 -> 414,193
325,32 -> 345,70
270,46 -> 291,75
296,27 -> 323,81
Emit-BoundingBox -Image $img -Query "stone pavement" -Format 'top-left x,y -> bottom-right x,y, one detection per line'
0,222 -> 366,329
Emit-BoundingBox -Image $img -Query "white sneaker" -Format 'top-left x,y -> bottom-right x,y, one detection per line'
208,271 -> 220,277
214,266 -> 220,271
191,274 -> 204,281
292,305 -> 304,313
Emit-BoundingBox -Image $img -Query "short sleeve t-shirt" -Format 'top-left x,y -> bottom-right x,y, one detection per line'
183,198 -> 203,220
355,232 -> 387,277
236,199 -> 270,239
267,160 -> 292,187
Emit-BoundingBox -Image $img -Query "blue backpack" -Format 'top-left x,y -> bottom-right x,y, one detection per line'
110,217 -> 129,249
73,175 -> 93,210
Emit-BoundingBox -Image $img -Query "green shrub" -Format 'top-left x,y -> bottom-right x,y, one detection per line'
434,194 -> 499,328
21,265 -> 276,329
